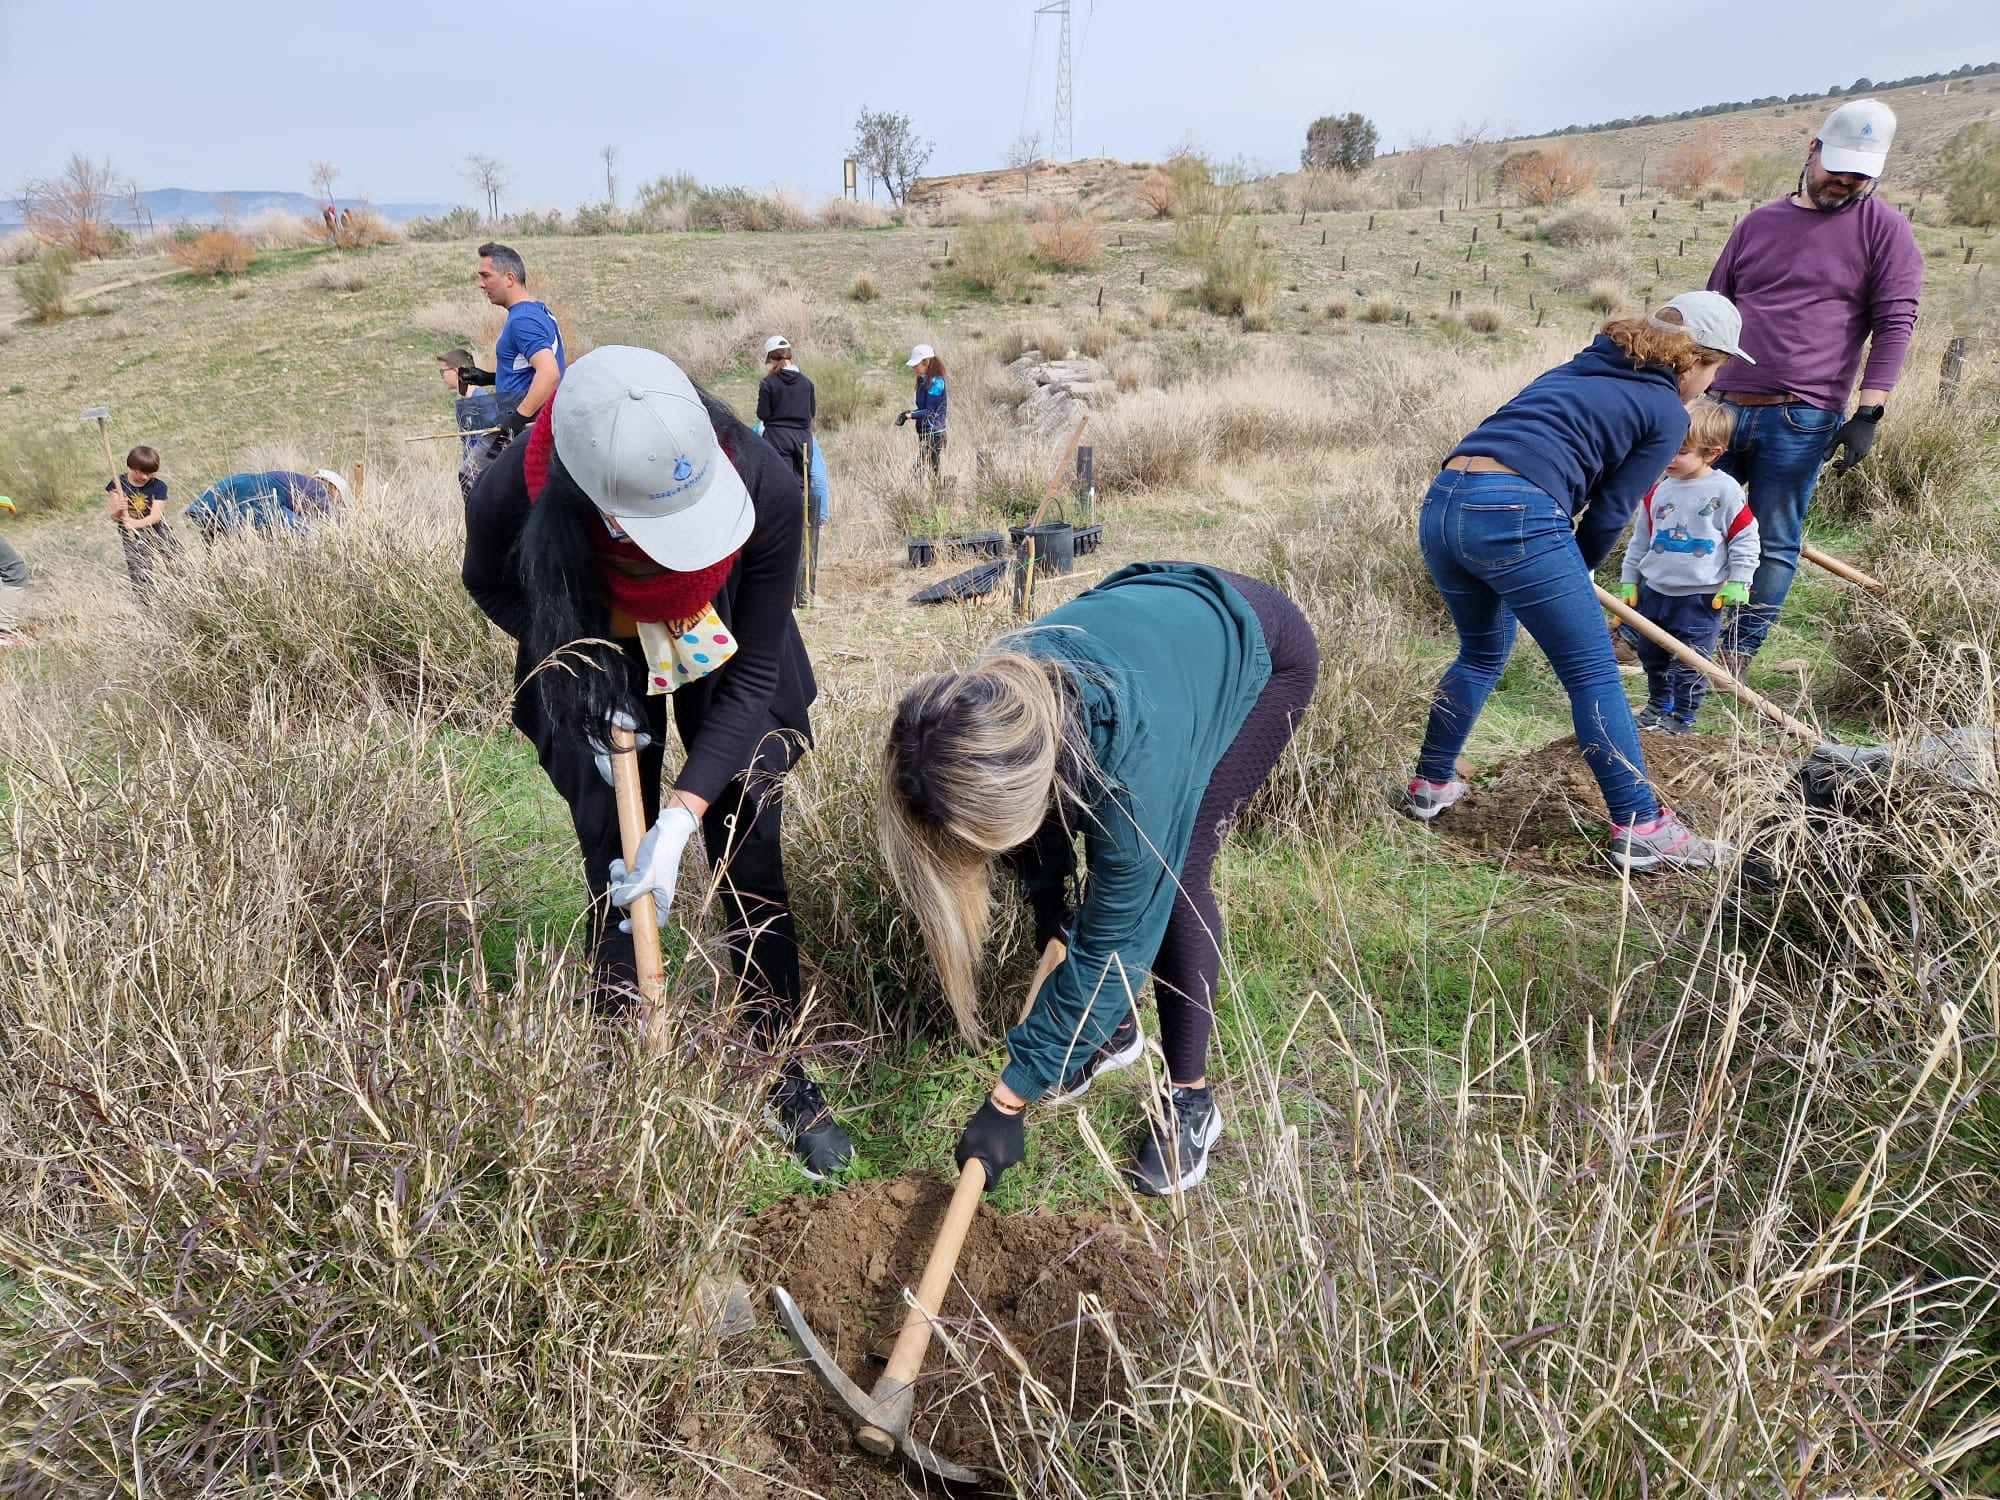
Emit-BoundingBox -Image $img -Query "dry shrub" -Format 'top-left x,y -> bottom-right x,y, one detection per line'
15,248 -> 77,323
1142,292 -> 1172,329
816,195 -> 891,229
171,228 -> 256,276
1076,321 -> 1119,359
333,207 -> 400,249
1287,169 -> 1377,213
810,362 -> 872,430
955,222 -> 1034,299
1497,145 -> 1594,206
1029,214 -> 1102,272
0,426 -> 91,513
1466,305 -> 1503,333
316,260 -> 367,293
1193,231 -> 1275,329
848,272 -> 878,302
1110,346 -> 1162,392
1558,249 -> 1629,293
1363,298 -> 1397,324
994,320 -> 1072,363
923,190 -> 998,226
1586,277 -> 1626,313
1657,126 -> 1726,199
240,207 -> 322,250
2,230 -> 42,265
1540,200 -> 1624,247
411,294 -> 505,347
1135,168 -> 1178,219
1325,297 -> 1350,320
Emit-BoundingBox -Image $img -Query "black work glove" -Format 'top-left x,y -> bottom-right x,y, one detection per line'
954,1098 -> 1025,1191
895,410 -> 910,427
1828,407 -> 1882,476
459,365 -> 495,387
498,405 -> 532,439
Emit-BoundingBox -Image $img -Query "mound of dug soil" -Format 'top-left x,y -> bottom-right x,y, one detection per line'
1436,730 -> 1788,869
690,1174 -> 1164,1497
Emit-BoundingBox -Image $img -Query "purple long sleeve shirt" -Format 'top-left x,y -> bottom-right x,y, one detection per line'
1706,194 -> 1923,411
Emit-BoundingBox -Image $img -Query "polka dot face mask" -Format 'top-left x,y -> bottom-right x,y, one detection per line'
636,605 -> 738,694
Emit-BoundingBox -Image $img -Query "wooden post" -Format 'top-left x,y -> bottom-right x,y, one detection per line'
1522,251 -> 1532,268
1340,253 -> 1347,271
1368,214 -> 1375,231
352,461 -> 365,507
1940,337 -> 1967,405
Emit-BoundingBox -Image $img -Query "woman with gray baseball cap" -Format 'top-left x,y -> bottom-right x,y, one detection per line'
460,345 -> 852,1179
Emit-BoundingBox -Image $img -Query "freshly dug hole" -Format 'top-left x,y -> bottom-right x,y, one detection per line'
1434,730 -> 1794,870
722,1173 -> 1163,1496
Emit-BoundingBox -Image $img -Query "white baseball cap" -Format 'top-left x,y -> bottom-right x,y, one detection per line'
1650,291 -> 1755,364
764,334 -> 792,357
312,469 -> 350,505
906,343 -> 935,367
1817,99 -> 1896,178
552,346 -> 754,571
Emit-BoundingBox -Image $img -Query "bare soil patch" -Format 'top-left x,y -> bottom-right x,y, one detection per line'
1435,729 -> 1789,871
674,1173 -> 1162,1497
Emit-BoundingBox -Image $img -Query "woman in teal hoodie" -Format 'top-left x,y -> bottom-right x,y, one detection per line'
879,563 -> 1320,1197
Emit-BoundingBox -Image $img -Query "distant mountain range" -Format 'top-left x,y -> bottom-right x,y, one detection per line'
1,188 -> 458,234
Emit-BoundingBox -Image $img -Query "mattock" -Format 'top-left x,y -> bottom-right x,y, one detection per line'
771,1158 -> 991,1486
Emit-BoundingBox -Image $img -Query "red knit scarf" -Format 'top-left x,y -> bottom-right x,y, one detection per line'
524,403 -> 740,625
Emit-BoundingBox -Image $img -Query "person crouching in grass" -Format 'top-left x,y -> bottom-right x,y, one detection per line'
1618,400 -> 1760,734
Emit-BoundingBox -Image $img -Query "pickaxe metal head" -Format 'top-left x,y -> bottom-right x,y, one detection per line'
80,406 -> 111,423
770,1284 -> 987,1487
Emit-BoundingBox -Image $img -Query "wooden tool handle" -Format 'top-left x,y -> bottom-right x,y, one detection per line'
95,417 -> 121,487
1801,544 -> 1884,594
607,724 -> 667,1008
878,1160 -> 987,1389
1597,585 -> 1821,749
1016,937 -> 1067,1025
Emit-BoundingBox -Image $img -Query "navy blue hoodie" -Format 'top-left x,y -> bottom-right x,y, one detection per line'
1449,334 -> 1689,569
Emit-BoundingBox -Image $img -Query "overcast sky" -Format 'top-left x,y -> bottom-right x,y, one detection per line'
2,0 -> 1993,208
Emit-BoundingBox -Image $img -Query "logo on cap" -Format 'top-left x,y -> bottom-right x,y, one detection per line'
1860,123 -> 1873,136
673,455 -> 693,482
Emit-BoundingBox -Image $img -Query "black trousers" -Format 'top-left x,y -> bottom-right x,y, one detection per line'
1152,571 -> 1321,1084
519,663 -> 802,1041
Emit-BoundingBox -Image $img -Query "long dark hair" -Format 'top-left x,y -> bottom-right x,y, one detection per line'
514,384 -> 754,736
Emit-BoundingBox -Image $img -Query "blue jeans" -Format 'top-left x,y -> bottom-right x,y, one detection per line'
1631,584 -> 1722,723
1712,399 -> 1842,657
1417,471 -> 1658,826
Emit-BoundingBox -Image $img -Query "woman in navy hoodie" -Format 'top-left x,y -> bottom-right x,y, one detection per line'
1404,292 -> 1752,873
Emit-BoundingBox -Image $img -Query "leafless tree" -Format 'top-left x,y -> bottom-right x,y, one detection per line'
1453,119 -> 1495,206
1006,130 -> 1042,200
18,154 -> 127,258
600,145 -> 618,207
463,154 -> 507,220
1403,131 -> 1437,194
308,160 -> 339,208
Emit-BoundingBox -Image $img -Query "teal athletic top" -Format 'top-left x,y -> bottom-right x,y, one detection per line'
1000,562 -> 1272,1100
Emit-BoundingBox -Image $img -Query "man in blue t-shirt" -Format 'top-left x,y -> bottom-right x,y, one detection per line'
471,242 -> 565,440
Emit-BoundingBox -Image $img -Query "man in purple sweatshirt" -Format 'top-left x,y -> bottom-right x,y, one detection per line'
1706,98 -> 1923,670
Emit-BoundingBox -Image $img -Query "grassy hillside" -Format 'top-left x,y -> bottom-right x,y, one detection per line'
3,185 -> 1999,1496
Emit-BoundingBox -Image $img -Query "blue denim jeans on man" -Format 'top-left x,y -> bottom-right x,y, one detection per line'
1416,470 -> 1658,826
1632,584 -> 1722,724
1712,399 -> 1842,657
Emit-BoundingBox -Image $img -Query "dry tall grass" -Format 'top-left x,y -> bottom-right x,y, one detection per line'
170,228 -> 256,277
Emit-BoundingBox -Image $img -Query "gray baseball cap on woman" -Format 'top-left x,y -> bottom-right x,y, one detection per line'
552,346 -> 755,570
1650,291 -> 1754,364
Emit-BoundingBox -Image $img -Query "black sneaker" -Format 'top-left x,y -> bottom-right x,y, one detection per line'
766,1065 -> 855,1181
1634,704 -> 1671,731
1045,1010 -> 1145,1105
1659,715 -> 1695,737
1127,1085 -> 1224,1197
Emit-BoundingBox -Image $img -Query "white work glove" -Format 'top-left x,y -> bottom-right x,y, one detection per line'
589,711 -> 652,787
607,804 -> 700,931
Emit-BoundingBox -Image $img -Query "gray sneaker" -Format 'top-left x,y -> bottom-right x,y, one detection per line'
1403,777 -> 1469,822
1128,1085 -> 1224,1197
1634,703 -> 1671,731
1046,1009 -> 1145,1105
1610,808 -> 1717,873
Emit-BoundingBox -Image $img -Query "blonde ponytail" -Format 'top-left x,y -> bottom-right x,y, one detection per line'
879,650 -> 1088,1041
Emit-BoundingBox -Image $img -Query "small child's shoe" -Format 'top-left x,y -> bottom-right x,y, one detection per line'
1634,704 -> 1672,731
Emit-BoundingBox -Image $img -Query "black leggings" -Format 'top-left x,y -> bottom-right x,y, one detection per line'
517,646 -> 802,1041
1153,572 -> 1320,1084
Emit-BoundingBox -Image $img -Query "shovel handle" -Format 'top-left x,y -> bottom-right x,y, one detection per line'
1597,585 -> 1821,749
1801,544 -> 1885,594
1016,937 -> 1068,1025
854,1156 -> 988,1459
608,725 -> 667,1011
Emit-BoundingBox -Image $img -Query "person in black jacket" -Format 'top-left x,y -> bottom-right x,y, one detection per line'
755,335 -> 815,486
461,345 -> 852,1178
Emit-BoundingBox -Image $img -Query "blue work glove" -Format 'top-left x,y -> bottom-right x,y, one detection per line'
588,711 -> 652,787
1828,407 -> 1881,477
607,804 -> 699,931
954,1098 -> 1025,1191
